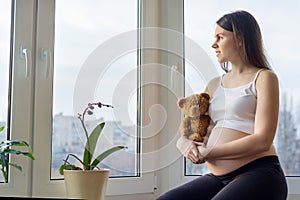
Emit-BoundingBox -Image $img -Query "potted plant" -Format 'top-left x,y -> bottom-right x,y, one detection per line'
0,125 -> 35,183
59,101 -> 127,200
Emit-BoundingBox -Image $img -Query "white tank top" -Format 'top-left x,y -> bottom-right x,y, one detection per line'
209,69 -> 265,134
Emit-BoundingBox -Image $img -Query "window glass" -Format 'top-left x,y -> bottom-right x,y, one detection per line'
51,0 -> 138,179
184,0 -> 300,176
0,0 -> 12,182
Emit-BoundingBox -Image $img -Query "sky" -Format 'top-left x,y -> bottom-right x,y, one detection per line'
1,0 -> 300,124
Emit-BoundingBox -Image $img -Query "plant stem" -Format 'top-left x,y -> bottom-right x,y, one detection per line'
80,106 -> 91,170
1,167 -> 7,183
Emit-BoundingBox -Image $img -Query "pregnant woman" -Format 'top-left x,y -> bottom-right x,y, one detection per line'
157,10 -> 288,200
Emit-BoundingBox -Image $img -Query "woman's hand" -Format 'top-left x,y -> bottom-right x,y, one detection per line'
176,136 -> 206,164
186,142 -> 206,164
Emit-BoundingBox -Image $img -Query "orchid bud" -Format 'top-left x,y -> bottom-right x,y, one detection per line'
89,105 -> 95,110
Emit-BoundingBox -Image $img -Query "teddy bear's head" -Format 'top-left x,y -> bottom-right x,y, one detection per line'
177,93 -> 210,117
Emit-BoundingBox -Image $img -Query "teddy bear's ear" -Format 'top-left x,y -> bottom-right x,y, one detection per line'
201,93 -> 210,100
177,98 -> 186,108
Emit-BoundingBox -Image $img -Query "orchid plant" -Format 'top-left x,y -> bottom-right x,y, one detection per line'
59,102 -> 126,174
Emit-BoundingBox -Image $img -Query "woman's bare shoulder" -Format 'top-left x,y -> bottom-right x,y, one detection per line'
256,69 -> 279,97
257,69 -> 279,86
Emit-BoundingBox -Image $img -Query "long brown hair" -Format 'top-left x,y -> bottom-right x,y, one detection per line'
216,10 -> 271,72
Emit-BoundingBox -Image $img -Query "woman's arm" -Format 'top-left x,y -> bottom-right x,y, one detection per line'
201,70 -> 279,160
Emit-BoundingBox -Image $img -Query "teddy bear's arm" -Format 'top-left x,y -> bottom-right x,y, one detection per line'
179,117 -> 191,138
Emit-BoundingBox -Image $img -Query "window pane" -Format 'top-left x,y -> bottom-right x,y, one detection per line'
184,1 -> 300,176
0,0 -> 12,182
51,0 -> 138,179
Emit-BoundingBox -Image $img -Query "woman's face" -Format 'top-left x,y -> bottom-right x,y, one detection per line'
211,25 -> 240,63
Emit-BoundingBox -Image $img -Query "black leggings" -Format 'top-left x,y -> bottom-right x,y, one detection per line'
156,156 -> 288,200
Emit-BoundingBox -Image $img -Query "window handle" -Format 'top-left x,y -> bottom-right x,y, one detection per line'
41,48 -> 51,78
20,45 -> 32,78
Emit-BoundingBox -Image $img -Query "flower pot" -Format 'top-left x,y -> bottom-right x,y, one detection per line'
64,169 -> 110,200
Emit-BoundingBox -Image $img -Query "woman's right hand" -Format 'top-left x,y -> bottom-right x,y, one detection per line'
176,136 -> 206,164
186,142 -> 206,164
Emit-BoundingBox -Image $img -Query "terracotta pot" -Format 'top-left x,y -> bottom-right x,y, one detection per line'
64,169 -> 110,200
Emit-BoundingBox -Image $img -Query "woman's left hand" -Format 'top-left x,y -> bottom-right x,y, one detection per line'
186,142 -> 206,164
176,137 -> 206,164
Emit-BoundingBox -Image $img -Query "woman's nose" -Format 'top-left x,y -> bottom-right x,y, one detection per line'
211,43 -> 217,49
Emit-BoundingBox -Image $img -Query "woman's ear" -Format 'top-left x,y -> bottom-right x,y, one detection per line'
235,40 -> 243,50
237,37 -> 243,47
234,35 -> 243,48
238,40 -> 243,47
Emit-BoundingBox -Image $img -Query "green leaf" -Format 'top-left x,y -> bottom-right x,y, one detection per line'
9,163 -> 22,172
1,140 -> 31,151
0,154 -> 8,168
90,146 -> 127,169
21,152 -> 35,160
1,148 -> 34,159
83,122 -> 105,167
0,126 -> 4,132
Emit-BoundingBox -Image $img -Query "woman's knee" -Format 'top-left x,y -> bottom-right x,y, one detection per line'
156,174 -> 224,200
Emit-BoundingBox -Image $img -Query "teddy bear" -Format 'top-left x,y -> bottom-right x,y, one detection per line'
177,92 -> 211,143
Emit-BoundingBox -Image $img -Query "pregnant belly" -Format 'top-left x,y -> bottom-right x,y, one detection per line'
205,127 -> 277,175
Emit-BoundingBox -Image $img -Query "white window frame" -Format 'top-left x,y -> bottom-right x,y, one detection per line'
1,0 -> 156,198
31,0 -> 155,198
0,0 -> 35,197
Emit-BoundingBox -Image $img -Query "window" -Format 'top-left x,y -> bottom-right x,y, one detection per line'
51,0 -> 138,179
0,1 -> 11,151
0,0 -> 37,196
31,0 -> 156,197
1,0 -> 154,198
184,0 -> 300,195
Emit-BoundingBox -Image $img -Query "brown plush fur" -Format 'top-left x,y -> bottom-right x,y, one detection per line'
178,93 -> 211,142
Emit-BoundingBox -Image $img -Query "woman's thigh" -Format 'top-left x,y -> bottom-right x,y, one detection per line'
156,174 -> 224,200
212,168 -> 288,200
